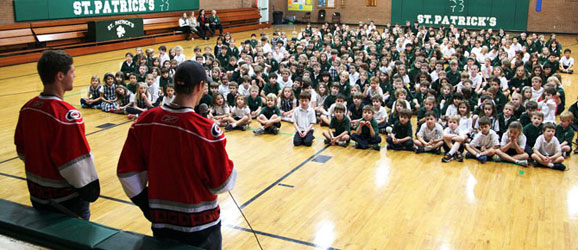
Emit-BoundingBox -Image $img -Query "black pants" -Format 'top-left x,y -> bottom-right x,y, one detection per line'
203,24 -> 215,36
442,143 -> 464,154
126,106 -> 152,115
386,136 -> 414,151
192,27 -> 207,39
211,23 -> 223,35
32,197 -> 91,220
154,222 -> 222,250
294,130 -> 314,146
80,99 -> 102,108
179,26 -> 192,40
351,133 -> 382,149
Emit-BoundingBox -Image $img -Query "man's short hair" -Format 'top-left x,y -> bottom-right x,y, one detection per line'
37,50 -> 73,85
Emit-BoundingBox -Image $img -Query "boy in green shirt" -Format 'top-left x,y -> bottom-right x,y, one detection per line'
323,103 -> 351,147
254,93 -> 282,135
351,105 -> 381,151
556,111 -> 575,157
386,108 -> 414,151
523,111 -> 544,156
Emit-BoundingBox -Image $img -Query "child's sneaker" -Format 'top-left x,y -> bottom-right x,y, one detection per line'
515,160 -> 529,167
492,155 -> 501,162
225,124 -> 234,131
272,127 -> 280,135
552,163 -> 566,171
324,138 -> 331,145
562,151 -> 568,158
127,114 -> 136,120
241,124 -> 249,131
337,141 -> 348,147
455,152 -> 464,162
386,145 -> 394,150
81,104 -> 87,108
355,143 -> 362,149
253,127 -> 265,135
465,152 -> 475,159
441,154 -> 454,163
415,146 -> 425,154
477,155 -> 488,164
371,144 -> 381,151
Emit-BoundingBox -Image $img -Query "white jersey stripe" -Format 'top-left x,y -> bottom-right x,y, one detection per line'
133,122 -> 225,143
21,107 -> 84,125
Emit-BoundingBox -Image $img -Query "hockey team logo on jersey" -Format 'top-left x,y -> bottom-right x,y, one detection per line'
161,115 -> 179,123
65,110 -> 83,121
211,123 -> 223,138
31,101 -> 43,108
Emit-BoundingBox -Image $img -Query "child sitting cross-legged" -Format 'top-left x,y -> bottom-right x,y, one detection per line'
414,111 -> 444,154
494,121 -> 530,166
465,116 -> 500,164
386,108 -> 415,151
351,105 -> 382,150
556,111 -> 575,158
293,92 -> 316,146
322,103 -> 351,147
441,115 -> 465,163
531,122 -> 566,170
253,93 -> 282,135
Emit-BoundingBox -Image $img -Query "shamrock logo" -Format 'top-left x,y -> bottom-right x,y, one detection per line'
117,26 -> 126,38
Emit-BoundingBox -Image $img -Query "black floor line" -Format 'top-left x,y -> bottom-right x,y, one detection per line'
239,145 -> 329,209
0,157 -> 18,166
85,120 -> 132,136
225,225 -> 341,250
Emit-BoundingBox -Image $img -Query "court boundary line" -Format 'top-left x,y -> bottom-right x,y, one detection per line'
239,145 -> 330,209
225,224 -> 341,250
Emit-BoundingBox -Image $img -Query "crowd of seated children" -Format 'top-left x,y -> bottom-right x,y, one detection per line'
87,21 -> 577,169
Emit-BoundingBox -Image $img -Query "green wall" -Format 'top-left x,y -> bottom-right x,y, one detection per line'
14,0 -> 199,22
391,0 -> 529,30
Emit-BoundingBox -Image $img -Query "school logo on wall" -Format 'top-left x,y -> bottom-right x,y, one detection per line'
89,18 -> 144,42
106,20 -> 134,38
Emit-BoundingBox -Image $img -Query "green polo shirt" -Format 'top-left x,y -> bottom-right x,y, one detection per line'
262,82 -> 281,96
260,105 -> 281,118
247,95 -> 262,111
359,118 -> 379,137
555,125 -> 574,145
523,123 -> 543,148
330,115 -> 351,135
393,120 -> 413,139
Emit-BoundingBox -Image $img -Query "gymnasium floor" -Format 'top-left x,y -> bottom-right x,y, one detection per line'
0,26 -> 577,250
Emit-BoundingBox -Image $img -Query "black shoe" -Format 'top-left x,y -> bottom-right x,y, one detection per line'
225,124 -> 233,131
553,163 -> 566,171
455,152 -> 464,162
324,138 -> 330,145
371,144 -> 381,151
241,124 -> 249,131
465,152 -> 475,159
442,154 -> 454,163
415,146 -> 425,154
386,145 -> 394,150
272,127 -> 280,135
477,155 -> 488,164
355,143 -> 362,149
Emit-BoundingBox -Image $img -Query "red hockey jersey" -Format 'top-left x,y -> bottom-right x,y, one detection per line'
117,104 -> 236,233
14,95 -> 98,204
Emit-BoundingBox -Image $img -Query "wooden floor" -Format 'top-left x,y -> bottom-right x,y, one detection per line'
1,26 -> 578,250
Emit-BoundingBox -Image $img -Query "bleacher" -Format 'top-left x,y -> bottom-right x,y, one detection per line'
0,8 -> 269,67
0,199 -> 199,250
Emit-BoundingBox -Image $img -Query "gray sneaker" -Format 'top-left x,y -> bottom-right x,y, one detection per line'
253,127 -> 265,135
272,127 -> 280,135
492,155 -> 501,162
517,160 -> 529,167
241,124 -> 249,131
336,141 -> 348,147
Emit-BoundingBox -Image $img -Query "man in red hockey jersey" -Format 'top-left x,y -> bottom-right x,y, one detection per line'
117,60 -> 236,249
14,50 -> 100,220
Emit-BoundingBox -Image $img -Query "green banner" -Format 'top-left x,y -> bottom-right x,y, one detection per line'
87,18 -> 144,42
14,0 -> 199,22
391,0 -> 529,31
